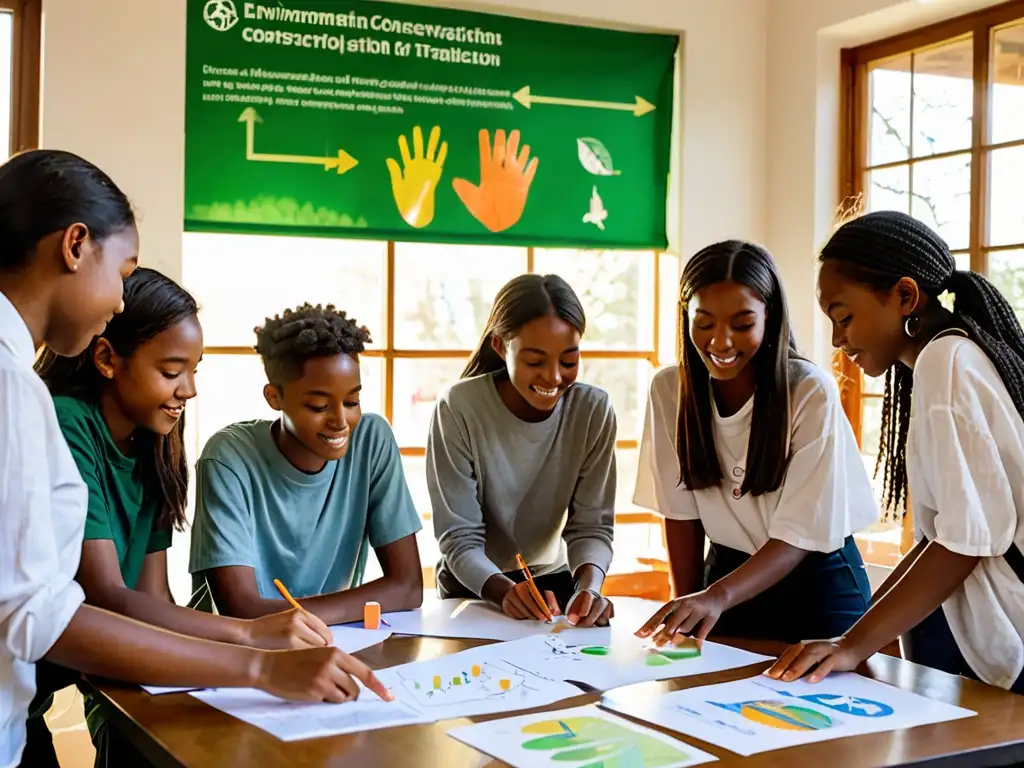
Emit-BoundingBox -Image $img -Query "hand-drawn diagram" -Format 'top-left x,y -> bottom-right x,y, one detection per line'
542,636 -> 700,667
397,661 -> 529,708
708,699 -> 838,732
520,715 -> 697,767
449,705 -> 717,768
602,673 -> 975,757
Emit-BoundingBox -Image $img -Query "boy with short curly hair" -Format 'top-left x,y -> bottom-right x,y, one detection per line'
190,303 -> 423,625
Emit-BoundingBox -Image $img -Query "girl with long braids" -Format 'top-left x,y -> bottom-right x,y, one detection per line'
768,210 -> 1024,693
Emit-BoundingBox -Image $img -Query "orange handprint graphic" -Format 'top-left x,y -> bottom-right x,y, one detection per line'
453,129 -> 538,233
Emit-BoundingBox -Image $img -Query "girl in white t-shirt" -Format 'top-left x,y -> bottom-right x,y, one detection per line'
768,211 -> 1024,693
635,240 -> 878,646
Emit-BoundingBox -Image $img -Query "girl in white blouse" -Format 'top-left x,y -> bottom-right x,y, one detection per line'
769,211 -> 1024,693
634,240 -> 878,646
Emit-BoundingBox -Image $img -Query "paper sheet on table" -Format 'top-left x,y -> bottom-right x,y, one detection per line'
192,683 -> 430,741
142,685 -> 199,695
601,672 -> 976,756
189,637 -> 582,740
374,635 -> 582,721
141,625 -> 391,695
329,625 -> 392,653
351,596 -> 667,644
524,634 -> 772,689
449,704 -> 718,768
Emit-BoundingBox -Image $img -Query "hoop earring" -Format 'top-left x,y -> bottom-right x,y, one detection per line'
904,314 -> 921,338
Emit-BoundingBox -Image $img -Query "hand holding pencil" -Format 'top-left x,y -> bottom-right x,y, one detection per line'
497,554 -> 561,622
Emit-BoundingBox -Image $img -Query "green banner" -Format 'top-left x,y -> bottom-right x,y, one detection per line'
185,0 -> 677,249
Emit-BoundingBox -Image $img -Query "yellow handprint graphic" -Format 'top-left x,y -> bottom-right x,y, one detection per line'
453,128 -> 538,233
386,125 -> 448,229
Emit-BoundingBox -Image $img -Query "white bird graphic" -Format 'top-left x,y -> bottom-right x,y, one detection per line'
582,185 -> 608,231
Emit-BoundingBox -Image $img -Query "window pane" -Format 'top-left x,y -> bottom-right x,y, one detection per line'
863,373 -> 885,396
954,253 -> 971,272
391,358 -> 465,447
182,233 -> 386,348
912,38 -> 973,157
0,12 -> 11,158
866,165 -> 909,213
910,153 -> 971,251
988,250 -> 1024,325
193,355 -> 277,453
991,23 -> 1024,145
869,55 -> 911,166
579,358 -> 652,441
988,145 -> 1024,247
393,243 -> 526,350
658,253 -> 680,364
611,448 -> 667,572
533,249 -> 655,350
861,396 -> 884,460
613,447 -> 643,514
191,354 -> 382,455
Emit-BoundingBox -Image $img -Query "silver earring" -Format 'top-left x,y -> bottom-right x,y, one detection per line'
904,314 -> 921,338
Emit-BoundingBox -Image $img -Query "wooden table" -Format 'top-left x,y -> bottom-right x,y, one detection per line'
91,635 -> 1024,767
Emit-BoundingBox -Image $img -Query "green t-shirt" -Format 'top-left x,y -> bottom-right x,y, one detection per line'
53,396 -> 172,588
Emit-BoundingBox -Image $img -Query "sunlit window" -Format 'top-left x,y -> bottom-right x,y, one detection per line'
176,236 -> 678,601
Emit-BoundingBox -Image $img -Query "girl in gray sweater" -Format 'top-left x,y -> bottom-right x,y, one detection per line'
426,274 -> 617,628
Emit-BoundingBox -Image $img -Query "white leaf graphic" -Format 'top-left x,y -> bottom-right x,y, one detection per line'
577,137 -> 621,176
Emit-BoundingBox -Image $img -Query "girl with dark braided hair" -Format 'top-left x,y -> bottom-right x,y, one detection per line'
768,210 -> 1024,693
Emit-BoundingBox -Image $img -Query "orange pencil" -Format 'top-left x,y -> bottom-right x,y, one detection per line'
274,578 -> 306,613
515,553 -> 554,622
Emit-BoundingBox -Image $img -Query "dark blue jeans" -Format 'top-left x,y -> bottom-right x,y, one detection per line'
704,536 -> 872,643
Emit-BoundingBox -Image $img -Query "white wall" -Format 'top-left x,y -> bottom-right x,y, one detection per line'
40,0 -> 1017,354
40,0 -> 770,283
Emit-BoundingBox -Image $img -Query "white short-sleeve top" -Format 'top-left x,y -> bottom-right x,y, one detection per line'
908,335 -> 1024,690
634,359 -> 879,555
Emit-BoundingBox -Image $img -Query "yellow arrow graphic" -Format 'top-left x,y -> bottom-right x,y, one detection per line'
513,86 -> 655,117
237,108 -> 358,175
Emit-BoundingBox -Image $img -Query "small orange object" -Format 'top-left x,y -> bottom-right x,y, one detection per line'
364,601 -> 382,630
471,665 -> 481,677
499,678 -> 512,691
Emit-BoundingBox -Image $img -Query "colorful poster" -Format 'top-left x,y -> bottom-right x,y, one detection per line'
185,0 -> 676,248
601,673 -> 976,756
449,704 -> 717,768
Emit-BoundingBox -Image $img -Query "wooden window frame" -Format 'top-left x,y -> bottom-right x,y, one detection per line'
839,0 -> 1024,553
200,245 -> 666,460
2,0 -> 41,153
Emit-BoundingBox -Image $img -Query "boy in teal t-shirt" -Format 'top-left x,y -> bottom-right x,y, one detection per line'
190,304 -> 424,625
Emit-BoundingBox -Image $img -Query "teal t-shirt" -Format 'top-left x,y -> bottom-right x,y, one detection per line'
53,396 -> 171,588
189,414 -> 422,601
